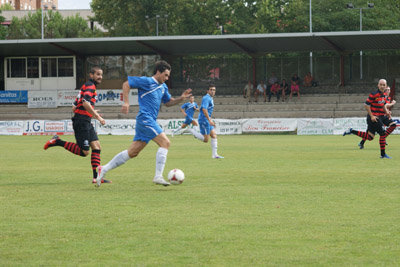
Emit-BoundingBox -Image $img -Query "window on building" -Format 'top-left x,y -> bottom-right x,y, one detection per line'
27,58 -> 39,78
58,58 -> 74,77
41,58 -> 57,77
7,58 -> 26,78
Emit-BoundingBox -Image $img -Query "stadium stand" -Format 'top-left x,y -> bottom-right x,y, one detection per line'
1,90 -> 394,120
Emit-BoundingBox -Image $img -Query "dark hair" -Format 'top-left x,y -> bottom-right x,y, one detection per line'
153,60 -> 171,75
208,83 -> 216,89
89,66 -> 102,74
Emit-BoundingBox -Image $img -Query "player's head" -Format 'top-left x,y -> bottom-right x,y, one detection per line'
153,60 -> 171,84
189,95 -> 194,102
89,66 -> 103,84
378,79 -> 387,92
385,86 -> 391,94
207,83 -> 216,97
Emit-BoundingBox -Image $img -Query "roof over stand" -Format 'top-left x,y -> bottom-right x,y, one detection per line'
1,30 -> 400,57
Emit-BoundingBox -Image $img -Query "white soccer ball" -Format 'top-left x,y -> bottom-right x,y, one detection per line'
167,169 -> 185,185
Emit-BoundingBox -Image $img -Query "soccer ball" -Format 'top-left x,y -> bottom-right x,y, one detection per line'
167,169 -> 185,185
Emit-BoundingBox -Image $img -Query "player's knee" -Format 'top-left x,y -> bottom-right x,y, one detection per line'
367,135 -> 374,141
81,150 -> 90,157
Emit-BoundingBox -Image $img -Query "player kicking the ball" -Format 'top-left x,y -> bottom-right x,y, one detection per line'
171,95 -> 199,137
96,60 -> 192,187
189,84 -> 224,159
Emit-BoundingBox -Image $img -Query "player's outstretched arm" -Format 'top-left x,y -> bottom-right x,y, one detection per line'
165,88 -> 192,107
82,100 -> 105,125
121,81 -> 130,114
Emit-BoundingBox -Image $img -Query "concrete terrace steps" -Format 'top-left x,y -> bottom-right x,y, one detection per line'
0,93 -> 396,120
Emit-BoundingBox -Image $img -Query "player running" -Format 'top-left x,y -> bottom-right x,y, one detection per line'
171,95 -> 199,137
343,79 -> 396,158
96,60 -> 192,187
189,84 -> 224,159
358,86 -> 396,149
43,66 -> 110,184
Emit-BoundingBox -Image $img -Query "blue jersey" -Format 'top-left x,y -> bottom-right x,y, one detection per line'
198,94 -> 214,121
181,102 -> 198,118
128,76 -> 171,121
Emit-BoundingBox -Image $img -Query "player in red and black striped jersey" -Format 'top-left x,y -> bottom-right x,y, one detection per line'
43,66 -> 111,183
358,86 -> 396,149
343,79 -> 397,158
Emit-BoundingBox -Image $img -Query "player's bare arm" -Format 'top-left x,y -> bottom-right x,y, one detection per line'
165,88 -> 192,107
202,107 -> 215,126
82,100 -> 105,125
121,80 -> 130,114
180,108 -> 187,117
365,104 -> 377,122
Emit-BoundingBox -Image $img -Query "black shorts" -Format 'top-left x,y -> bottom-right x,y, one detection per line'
367,115 -> 392,136
72,118 -> 98,151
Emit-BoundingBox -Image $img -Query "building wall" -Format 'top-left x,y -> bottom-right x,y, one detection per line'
0,0 -> 58,10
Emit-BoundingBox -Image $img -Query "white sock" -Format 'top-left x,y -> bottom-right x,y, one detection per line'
155,147 -> 168,178
103,150 -> 130,173
211,138 -> 218,157
173,126 -> 182,134
190,129 -> 204,141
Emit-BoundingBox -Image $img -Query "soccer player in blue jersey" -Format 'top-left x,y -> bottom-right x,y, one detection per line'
171,95 -> 199,136
190,84 -> 224,159
96,60 -> 192,186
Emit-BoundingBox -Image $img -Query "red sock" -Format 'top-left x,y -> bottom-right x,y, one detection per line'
91,150 -> 101,178
379,136 -> 386,156
63,142 -> 85,156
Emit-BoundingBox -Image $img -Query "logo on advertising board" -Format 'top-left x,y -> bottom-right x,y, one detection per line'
0,90 -> 28,103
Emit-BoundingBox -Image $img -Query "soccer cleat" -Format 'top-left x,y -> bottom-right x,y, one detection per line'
380,154 -> 392,159
358,142 -> 364,149
343,128 -> 352,136
92,178 -> 112,184
212,155 -> 224,159
153,176 -> 170,186
95,166 -> 105,187
43,135 -> 59,150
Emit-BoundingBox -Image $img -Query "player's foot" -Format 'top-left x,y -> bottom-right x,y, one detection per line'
343,128 -> 352,136
153,176 -> 170,186
43,135 -> 59,150
92,178 -> 112,184
95,166 -> 106,187
380,154 -> 392,159
358,142 -> 364,149
171,131 -> 176,137
212,155 -> 224,159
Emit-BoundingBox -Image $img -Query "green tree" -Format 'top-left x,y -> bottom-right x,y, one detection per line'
0,10 -> 7,39
0,3 -> 14,10
6,9 -> 103,39
92,0 -> 400,36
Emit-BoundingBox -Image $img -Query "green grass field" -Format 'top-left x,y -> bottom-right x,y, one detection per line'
1,134 -> 400,265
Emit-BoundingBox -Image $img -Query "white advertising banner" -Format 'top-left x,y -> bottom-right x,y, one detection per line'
57,90 -> 79,106
28,90 -> 58,108
297,118 -> 334,135
22,120 -> 74,135
215,119 -> 242,135
97,119 -> 135,135
241,118 -> 297,132
96,89 -> 138,106
333,117 -> 367,135
0,121 -> 24,135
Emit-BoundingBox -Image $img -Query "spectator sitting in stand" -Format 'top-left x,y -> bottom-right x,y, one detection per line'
267,72 -> 278,95
280,79 -> 289,102
268,81 -> 281,102
290,74 -> 300,100
304,72 -> 313,87
254,80 -> 267,102
243,80 -> 253,101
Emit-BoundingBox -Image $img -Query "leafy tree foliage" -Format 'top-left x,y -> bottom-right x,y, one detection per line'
0,11 -> 7,39
91,0 -> 400,36
6,10 -> 103,39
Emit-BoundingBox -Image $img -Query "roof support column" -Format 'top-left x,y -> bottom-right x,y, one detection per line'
340,54 -> 345,87
252,56 -> 257,92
